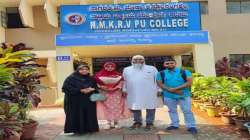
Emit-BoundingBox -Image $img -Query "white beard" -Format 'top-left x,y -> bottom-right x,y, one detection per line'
132,64 -> 144,69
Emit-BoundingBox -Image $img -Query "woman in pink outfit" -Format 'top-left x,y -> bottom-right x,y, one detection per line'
95,62 -> 131,128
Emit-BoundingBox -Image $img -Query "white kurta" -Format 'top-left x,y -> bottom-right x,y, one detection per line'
123,65 -> 160,110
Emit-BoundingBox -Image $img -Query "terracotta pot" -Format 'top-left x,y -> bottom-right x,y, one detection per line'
3,134 -> 21,140
21,120 -> 38,140
206,106 -> 220,117
193,102 -> 200,108
233,117 -> 249,131
199,103 -> 207,111
219,112 -> 237,124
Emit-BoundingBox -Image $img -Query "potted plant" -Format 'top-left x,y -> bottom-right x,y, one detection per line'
0,43 -> 46,139
191,74 -> 211,110
220,92 -> 241,124
214,77 -> 240,123
233,78 -> 250,130
0,102 -> 23,140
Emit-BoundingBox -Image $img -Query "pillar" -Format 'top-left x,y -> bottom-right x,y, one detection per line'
19,0 -> 34,27
44,0 -> 58,27
192,44 -> 216,76
0,6 -> 5,43
56,47 -> 74,98
174,55 -> 182,67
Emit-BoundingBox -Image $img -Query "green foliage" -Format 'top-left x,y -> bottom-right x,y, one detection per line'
192,76 -> 250,120
0,65 -> 14,90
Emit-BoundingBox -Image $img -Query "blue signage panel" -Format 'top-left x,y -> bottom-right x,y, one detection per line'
56,56 -> 71,61
60,2 -> 201,33
56,31 -> 208,46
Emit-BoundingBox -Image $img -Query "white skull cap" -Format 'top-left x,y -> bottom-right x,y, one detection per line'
132,55 -> 145,60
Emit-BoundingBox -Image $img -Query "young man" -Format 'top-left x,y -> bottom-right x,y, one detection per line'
156,57 -> 197,134
122,55 -> 159,130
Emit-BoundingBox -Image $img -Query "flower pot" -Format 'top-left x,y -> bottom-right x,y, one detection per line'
21,120 -> 38,140
193,102 -> 200,108
206,106 -> 220,117
3,135 -> 21,140
199,103 -> 207,112
219,112 -> 237,124
244,122 -> 250,134
233,117 -> 249,131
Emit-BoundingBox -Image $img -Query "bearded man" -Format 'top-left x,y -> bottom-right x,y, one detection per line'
122,55 -> 159,130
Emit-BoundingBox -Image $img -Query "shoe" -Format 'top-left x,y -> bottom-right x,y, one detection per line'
187,127 -> 198,135
145,123 -> 154,131
166,126 -> 179,131
129,122 -> 142,130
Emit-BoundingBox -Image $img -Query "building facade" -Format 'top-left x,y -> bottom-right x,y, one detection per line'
0,0 -> 249,105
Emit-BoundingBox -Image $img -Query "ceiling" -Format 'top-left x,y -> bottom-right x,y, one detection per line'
71,44 -> 193,58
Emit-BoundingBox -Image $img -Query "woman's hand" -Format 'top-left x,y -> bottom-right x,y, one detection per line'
80,89 -> 89,94
80,87 -> 95,94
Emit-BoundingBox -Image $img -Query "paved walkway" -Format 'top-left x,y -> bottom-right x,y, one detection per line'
30,106 -> 250,140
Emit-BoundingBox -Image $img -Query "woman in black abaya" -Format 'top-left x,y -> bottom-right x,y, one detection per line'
62,65 -> 99,134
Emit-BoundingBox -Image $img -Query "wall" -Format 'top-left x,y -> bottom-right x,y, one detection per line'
6,6 -> 59,50
200,0 -> 250,60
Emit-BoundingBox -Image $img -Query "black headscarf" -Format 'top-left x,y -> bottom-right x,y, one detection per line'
62,66 -> 96,95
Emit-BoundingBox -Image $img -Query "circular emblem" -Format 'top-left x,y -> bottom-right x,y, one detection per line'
66,13 -> 85,25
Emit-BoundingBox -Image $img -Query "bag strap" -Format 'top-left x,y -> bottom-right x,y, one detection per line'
180,69 -> 187,82
161,69 -> 187,84
160,70 -> 165,84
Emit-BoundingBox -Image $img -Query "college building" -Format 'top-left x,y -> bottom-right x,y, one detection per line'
0,0 -> 249,105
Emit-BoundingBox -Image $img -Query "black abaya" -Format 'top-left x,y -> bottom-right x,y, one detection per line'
62,72 -> 99,134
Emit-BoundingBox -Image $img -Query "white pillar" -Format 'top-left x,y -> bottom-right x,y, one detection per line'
0,6 -> 5,43
174,55 -> 182,67
47,57 -> 57,84
44,0 -> 58,27
56,47 -> 74,98
19,0 -> 34,28
192,44 -> 216,76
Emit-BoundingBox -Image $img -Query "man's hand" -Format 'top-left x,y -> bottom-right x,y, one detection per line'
167,88 -> 183,95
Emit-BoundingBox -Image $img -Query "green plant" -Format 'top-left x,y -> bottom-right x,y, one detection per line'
192,76 -> 241,107
0,43 -> 46,122
234,78 -> 250,120
0,64 -> 14,90
0,102 -> 23,139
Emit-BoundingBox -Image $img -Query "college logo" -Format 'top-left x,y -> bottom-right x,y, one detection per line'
66,13 -> 85,25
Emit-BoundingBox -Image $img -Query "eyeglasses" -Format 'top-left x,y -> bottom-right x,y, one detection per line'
164,62 -> 175,65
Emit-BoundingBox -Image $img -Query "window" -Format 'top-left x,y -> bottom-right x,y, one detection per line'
0,10 -> 7,28
182,55 -> 193,67
200,1 -> 209,15
6,7 -> 26,28
230,54 -> 250,67
226,0 -> 250,14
